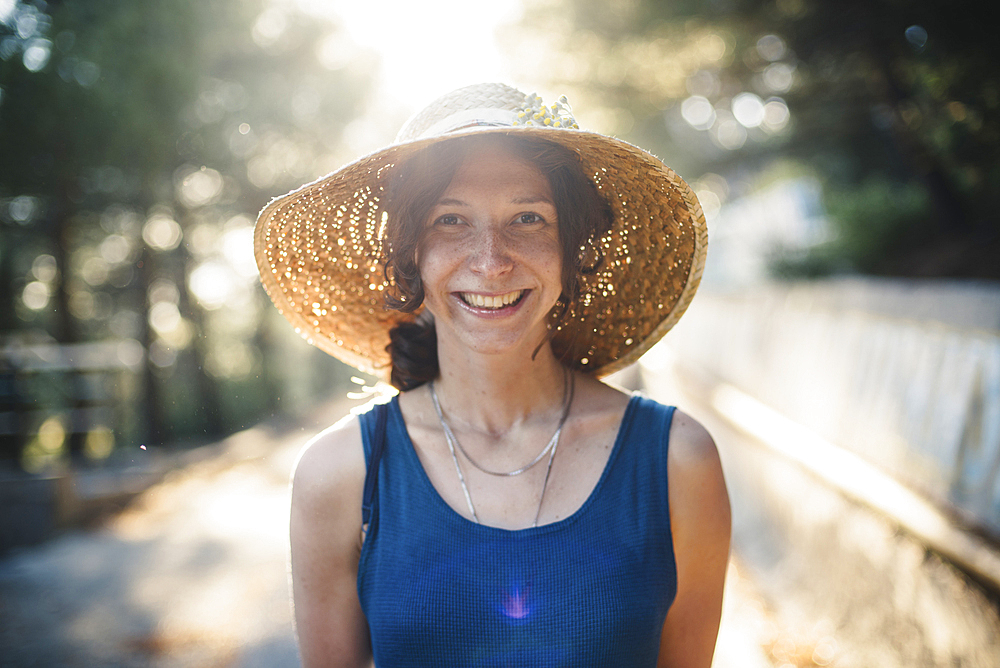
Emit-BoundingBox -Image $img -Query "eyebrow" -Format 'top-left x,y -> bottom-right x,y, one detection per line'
434,196 -> 555,207
510,195 -> 554,205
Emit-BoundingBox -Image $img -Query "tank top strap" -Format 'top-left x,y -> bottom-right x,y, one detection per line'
633,393 -> 676,436
606,395 -> 676,526
358,398 -> 392,526
627,394 -> 676,455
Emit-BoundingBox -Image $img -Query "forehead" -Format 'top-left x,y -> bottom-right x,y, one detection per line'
440,144 -> 554,204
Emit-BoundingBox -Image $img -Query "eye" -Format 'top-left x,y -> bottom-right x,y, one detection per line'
516,213 -> 544,225
434,214 -> 462,227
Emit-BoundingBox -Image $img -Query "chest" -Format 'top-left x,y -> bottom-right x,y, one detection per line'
408,415 -> 622,529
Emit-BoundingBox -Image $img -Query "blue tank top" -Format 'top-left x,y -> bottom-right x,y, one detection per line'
357,394 -> 677,667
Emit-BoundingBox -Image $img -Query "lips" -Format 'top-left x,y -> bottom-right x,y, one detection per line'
458,289 -> 526,310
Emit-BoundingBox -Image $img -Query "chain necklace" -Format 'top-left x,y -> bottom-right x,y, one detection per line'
429,371 -> 575,527
431,370 -> 572,477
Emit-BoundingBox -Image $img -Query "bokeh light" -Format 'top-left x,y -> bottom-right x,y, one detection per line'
99,235 -> 130,264
762,98 -> 790,132
21,281 -> 50,310
21,37 -> 49,70
762,62 -> 794,93
176,166 -> 224,209
732,93 -> 766,128
682,95 -> 716,130
188,261 -> 236,310
84,427 -> 115,460
905,25 -> 928,52
20,415 -> 67,472
9,195 -> 38,223
148,302 -> 182,335
143,212 -> 183,251
714,115 -> 747,150
756,34 -> 786,62
0,0 -> 18,23
221,218 -> 257,280
31,254 -> 57,282
68,289 -> 95,319
81,257 -> 110,286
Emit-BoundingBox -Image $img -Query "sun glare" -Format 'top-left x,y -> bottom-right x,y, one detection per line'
294,0 -> 524,112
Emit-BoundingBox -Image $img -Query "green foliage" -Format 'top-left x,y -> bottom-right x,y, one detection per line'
822,179 -> 935,272
0,0 -> 376,468
0,0 -> 200,194
510,0 -> 1000,278
773,178 -> 935,277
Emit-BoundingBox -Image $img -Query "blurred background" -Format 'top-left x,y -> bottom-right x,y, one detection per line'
1,0 -> 999,666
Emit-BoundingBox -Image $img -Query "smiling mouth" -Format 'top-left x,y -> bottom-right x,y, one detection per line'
458,290 -> 526,310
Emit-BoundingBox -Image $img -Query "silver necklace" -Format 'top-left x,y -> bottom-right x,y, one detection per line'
430,370 -> 572,477
429,372 -> 575,527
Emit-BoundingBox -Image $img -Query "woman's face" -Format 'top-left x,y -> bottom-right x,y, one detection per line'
417,144 -> 563,359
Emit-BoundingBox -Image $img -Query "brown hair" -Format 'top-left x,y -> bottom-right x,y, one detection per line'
381,135 -> 613,390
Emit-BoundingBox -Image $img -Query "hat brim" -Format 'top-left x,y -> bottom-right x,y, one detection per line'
254,125 -> 707,379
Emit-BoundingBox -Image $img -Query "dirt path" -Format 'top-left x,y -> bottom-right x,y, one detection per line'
0,396 -> 358,668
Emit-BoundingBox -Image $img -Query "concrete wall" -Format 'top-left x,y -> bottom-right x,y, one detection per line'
634,277 -> 1000,666
642,360 -> 1000,667
666,278 -> 1000,537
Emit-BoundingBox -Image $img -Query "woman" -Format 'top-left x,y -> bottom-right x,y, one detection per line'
255,83 -> 730,667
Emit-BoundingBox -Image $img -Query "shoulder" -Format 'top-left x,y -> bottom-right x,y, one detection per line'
625,397 -> 723,489
290,410 -> 368,529
665,408 -> 730,547
289,410 -> 376,666
666,408 -> 721,470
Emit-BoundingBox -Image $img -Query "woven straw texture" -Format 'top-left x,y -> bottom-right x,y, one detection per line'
255,84 -> 707,378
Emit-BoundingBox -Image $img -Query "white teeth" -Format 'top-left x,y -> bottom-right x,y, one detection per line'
461,290 -> 523,309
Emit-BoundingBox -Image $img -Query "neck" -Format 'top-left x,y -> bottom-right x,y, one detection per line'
432,338 -> 568,438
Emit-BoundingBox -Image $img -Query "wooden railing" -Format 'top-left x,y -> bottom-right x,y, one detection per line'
0,340 -> 144,467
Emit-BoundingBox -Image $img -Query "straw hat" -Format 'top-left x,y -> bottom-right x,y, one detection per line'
254,83 -> 707,379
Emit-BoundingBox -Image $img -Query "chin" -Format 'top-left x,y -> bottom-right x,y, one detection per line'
447,327 -> 551,360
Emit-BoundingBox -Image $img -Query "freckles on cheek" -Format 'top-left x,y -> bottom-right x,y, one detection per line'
415,237 -> 463,298
518,237 -> 562,270
422,235 -> 474,268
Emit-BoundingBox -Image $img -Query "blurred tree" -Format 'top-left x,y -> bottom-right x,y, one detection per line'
507,0 -> 1000,277
1,0 -> 374,468
2,0 -> 200,460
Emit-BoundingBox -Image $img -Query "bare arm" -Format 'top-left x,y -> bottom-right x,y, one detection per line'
658,410 -> 732,668
289,415 -> 373,668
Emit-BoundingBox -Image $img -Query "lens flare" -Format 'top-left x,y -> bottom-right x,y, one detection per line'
501,585 -> 532,619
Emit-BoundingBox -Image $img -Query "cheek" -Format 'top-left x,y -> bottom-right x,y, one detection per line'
518,236 -> 563,281
415,237 -> 457,293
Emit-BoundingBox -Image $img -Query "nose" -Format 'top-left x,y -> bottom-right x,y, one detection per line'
468,227 -> 514,277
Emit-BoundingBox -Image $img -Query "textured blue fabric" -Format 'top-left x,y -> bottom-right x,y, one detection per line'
357,394 -> 677,667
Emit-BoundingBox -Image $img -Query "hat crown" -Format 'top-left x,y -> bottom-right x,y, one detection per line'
395,82 -> 528,143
